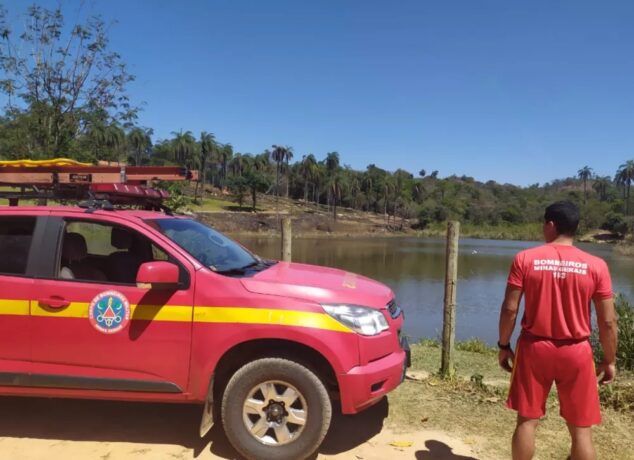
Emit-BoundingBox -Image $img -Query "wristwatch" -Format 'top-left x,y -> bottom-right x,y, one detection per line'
497,341 -> 512,351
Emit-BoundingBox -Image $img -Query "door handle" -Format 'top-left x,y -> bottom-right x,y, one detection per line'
38,296 -> 70,309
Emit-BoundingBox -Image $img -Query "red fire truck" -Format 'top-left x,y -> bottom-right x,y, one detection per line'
0,160 -> 409,460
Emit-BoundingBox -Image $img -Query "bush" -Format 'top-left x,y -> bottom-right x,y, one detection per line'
456,338 -> 495,354
601,212 -> 628,234
591,295 -> 634,371
163,182 -> 192,212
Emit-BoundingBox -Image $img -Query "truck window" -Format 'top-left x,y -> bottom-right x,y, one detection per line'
59,220 -> 172,285
0,216 -> 36,276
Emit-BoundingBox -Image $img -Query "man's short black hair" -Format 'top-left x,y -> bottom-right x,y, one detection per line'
544,201 -> 580,236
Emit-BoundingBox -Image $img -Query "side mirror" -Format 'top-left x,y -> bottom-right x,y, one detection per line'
136,261 -> 179,289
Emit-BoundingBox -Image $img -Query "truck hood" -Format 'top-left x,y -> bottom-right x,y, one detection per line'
240,262 -> 393,309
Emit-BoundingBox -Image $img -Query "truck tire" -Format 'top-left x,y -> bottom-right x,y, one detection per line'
221,357 -> 332,460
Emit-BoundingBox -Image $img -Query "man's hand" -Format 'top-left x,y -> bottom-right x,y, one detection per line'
499,348 -> 515,373
597,361 -> 616,384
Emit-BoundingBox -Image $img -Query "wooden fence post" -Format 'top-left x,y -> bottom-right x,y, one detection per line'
441,221 -> 460,378
281,217 -> 292,262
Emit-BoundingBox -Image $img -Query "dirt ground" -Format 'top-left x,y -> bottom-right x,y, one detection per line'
0,396 -> 478,460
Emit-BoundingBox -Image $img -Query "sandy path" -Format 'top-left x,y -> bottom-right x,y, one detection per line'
0,396 -> 480,460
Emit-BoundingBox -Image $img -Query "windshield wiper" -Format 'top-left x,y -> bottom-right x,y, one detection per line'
216,259 -> 277,276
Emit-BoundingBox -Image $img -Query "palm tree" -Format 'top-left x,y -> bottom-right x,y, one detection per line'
103,124 -> 125,162
253,152 -> 270,172
218,143 -> 233,187
592,176 -> 611,202
171,130 -> 197,168
312,163 -> 325,205
325,152 -> 340,175
87,122 -> 107,159
616,160 -> 634,214
328,172 -> 347,221
270,145 -> 288,198
281,146 -> 294,198
577,166 -> 593,203
128,127 -> 152,166
381,175 -> 395,224
197,131 -> 216,199
230,153 -> 244,177
300,154 -> 318,202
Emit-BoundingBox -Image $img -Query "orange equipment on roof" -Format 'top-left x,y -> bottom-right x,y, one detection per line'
0,158 -> 198,208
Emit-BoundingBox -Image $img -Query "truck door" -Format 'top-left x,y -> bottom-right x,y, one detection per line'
30,214 -> 195,394
0,214 -> 40,382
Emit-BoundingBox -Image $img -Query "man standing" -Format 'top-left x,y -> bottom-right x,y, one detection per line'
498,201 -> 618,460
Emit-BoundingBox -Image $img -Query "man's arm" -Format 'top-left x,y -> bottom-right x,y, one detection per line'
498,285 -> 523,372
595,296 -> 618,384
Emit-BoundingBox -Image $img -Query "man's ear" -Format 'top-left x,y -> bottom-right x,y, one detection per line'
543,221 -> 557,241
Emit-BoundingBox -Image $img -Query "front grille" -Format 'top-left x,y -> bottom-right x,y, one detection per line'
387,300 -> 401,319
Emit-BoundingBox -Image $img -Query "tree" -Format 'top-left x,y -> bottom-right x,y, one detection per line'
244,170 -> 270,212
616,160 -> 634,215
325,152 -> 340,174
230,152 -> 244,177
592,176 -> 611,202
270,145 -> 292,198
226,175 -> 248,209
218,143 -> 233,187
197,131 -> 216,199
300,154 -> 318,202
284,147 -> 294,198
0,4 -> 137,157
327,172 -> 346,221
171,130 -> 197,168
419,169 -> 426,178
128,127 -> 152,166
577,166 -> 593,203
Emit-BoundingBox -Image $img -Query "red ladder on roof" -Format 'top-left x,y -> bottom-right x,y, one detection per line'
0,159 -> 198,207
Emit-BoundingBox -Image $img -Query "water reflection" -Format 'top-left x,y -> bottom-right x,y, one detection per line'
234,236 -> 634,344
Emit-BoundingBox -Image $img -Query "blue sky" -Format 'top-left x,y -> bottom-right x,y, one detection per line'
2,0 -> 634,185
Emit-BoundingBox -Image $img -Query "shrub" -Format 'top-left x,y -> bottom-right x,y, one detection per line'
591,295 -> 634,371
456,338 -> 495,354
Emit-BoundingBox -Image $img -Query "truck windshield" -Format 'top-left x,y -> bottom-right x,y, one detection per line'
148,218 -> 258,273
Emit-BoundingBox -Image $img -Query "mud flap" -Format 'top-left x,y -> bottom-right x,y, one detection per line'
199,377 -> 214,437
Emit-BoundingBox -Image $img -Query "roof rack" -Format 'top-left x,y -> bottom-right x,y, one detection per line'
0,159 -> 197,212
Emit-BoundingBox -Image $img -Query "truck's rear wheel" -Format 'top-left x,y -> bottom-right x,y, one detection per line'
221,357 -> 332,460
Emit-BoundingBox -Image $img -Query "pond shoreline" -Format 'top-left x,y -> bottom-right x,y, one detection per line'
196,210 -> 632,248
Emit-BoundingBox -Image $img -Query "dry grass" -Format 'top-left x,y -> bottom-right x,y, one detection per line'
385,344 -> 634,459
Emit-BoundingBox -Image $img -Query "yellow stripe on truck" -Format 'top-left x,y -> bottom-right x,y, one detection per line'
30,302 -> 191,322
0,299 -> 29,316
193,306 -> 353,333
23,301 -> 352,333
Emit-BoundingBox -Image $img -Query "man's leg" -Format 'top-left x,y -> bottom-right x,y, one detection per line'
512,416 -> 539,460
567,424 -> 595,460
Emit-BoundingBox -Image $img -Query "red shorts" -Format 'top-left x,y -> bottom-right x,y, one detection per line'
506,334 -> 601,426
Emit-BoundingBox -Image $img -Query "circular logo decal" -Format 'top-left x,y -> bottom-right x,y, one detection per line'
88,291 -> 131,334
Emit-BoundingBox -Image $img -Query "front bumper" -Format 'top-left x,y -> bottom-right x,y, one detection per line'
338,336 -> 411,414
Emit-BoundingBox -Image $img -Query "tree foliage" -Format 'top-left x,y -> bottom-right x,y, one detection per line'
0,4 -> 137,158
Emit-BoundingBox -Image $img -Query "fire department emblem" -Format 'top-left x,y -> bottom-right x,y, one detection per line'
88,291 -> 131,334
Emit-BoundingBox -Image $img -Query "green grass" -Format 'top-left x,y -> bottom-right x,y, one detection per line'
388,344 -> 634,459
418,222 -> 543,241
190,197 -> 239,212
455,337 -> 497,354
190,196 -> 269,212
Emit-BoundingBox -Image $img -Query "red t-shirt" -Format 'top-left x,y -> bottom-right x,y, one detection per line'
507,243 -> 613,340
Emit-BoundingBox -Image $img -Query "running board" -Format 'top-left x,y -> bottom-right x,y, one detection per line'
0,372 -> 182,393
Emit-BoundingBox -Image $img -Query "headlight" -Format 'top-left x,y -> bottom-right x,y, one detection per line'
322,304 -> 389,336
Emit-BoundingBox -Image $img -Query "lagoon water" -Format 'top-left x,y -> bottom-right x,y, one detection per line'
235,236 -> 634,345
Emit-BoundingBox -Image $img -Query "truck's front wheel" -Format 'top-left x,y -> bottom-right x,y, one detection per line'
221,357 -> 332,460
